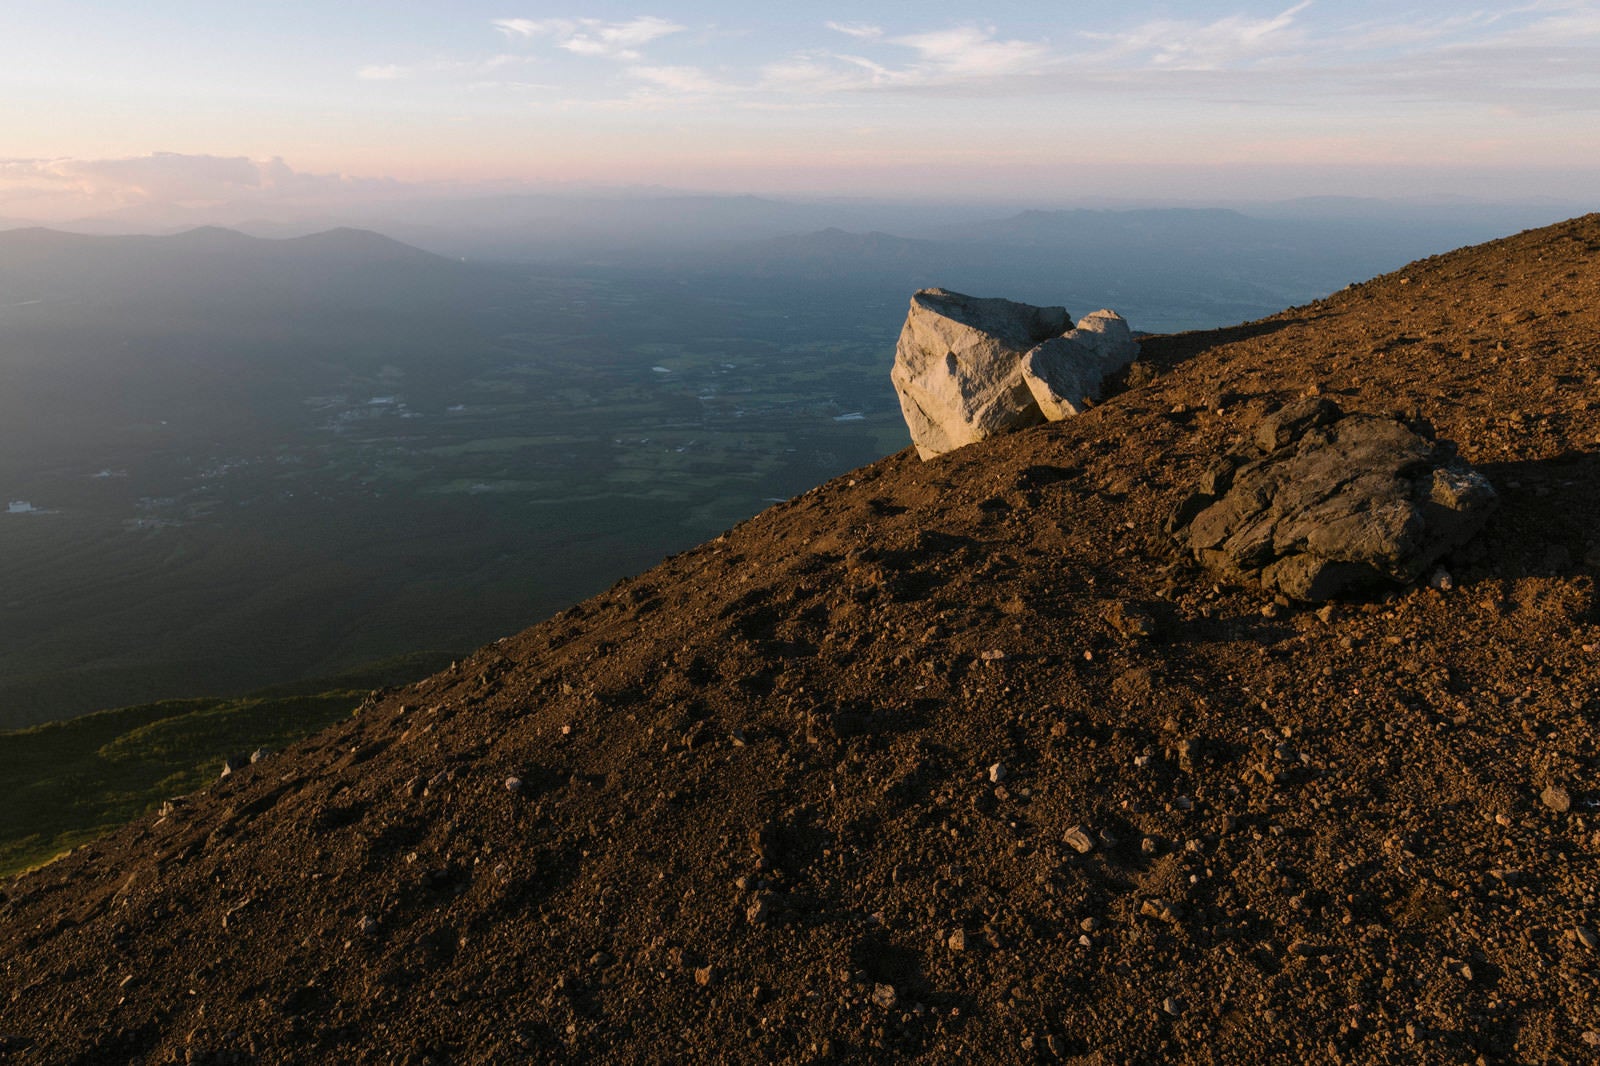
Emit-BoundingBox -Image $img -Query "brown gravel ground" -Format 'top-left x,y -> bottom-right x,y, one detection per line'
4,216 -> 1600,1066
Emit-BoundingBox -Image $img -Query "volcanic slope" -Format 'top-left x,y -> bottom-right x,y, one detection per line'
5,217 -> 1600,1065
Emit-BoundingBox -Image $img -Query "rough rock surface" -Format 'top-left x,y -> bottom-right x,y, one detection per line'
5,216 -> 1600,1066
1167,398 -> 1499,600
889,288 -> 1069,459
1021,309 -> 1140,420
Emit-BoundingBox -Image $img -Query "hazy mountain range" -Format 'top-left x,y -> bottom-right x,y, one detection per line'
21,188 -> 1584,266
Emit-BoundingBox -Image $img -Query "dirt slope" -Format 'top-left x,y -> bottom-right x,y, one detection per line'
3,216 -> 1600,1066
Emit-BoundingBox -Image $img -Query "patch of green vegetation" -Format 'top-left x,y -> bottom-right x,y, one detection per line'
0,653 -> 449,878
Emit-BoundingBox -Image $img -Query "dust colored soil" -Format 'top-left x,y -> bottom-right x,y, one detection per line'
3,216 -> 1600,1065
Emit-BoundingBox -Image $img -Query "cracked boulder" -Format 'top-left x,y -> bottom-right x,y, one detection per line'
1166,398 -> 1498,601
890,288 -> 1070,459
1021,309 -> 1141,421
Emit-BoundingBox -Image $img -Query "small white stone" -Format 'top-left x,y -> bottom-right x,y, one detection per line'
1062,825 -> 1094,854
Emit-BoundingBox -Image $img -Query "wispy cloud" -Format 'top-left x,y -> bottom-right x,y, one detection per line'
0,153 -> 268,204
1333,11 -> 1508,53
493,16 -> 685,61
0,153 -> 388,220
357,55 -> 530,82
627,65 -> 729,95
759,23 -> 1056,96
825,21 -> 882,41
376,6 -> 1600,121
1017,3 -> 1600,117
1469,1 -> 1600,46
893,25 -> 1054,78
758,55 -> 888,95
1339,4 -> 1600,115
1078,2 -> 1313,70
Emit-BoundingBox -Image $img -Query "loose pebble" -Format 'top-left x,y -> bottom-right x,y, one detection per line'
1141,899 -> 1182,923
1062,825 -> 1094,854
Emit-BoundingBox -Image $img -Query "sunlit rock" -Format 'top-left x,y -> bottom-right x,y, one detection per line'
889,288 -> 1069,459
1021,309 -> 1140,420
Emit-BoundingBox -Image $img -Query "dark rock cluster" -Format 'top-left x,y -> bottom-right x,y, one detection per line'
1167,398 -> 1498,601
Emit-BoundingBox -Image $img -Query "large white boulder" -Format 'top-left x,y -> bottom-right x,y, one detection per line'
1021,310 -> 1140,421
889,288 -> 1070,459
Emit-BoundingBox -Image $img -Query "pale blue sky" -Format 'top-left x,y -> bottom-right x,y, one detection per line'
2,2 -> 1597,217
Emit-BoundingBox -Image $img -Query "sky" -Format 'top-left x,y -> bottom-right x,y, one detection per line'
2,1 -> 1598,219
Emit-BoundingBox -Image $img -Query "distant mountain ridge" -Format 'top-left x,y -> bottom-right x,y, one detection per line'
0,224 -> 474,312
0,223 -> 442,262
932,207 -> 1294,248
278,226 -> 447,263
666,209 -> 1418,327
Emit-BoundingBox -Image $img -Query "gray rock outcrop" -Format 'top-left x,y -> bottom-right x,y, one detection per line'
1021,310 -> 1140,420
890,289 -> 1070,459
1166,398 -> 1497,601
